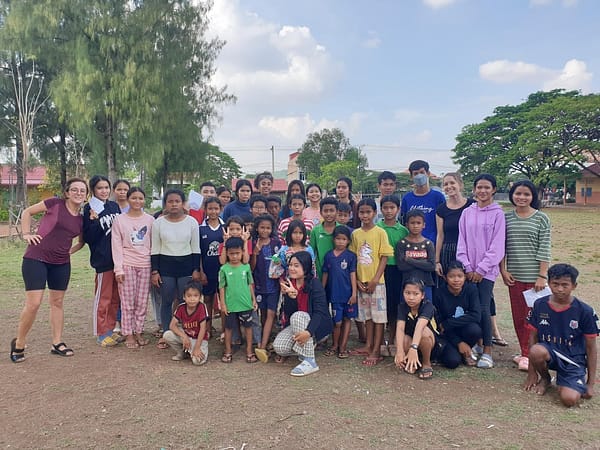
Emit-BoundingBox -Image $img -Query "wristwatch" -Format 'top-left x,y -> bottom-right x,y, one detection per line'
410,343 -> 419,350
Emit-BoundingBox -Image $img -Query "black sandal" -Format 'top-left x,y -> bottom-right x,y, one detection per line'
10,338 -> 26,363
50,342 -> 74,357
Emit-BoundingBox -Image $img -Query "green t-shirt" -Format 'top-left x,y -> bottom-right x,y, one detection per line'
376,220 -> 409,265
218,263 -> 254,312
310,222 -> 339,278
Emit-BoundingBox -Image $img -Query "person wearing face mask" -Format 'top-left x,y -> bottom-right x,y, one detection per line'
400,160 -> 445,244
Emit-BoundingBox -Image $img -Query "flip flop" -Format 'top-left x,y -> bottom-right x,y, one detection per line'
492,337 -> 508,347
337,350 -> 350,359
417,367 -> 434,380
156,339 -> 168,350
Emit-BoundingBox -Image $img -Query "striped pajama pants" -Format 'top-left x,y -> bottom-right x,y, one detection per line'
117,266 -> 152,336
273,311 -> 315,359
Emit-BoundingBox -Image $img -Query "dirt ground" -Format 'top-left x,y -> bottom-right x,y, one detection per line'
2,207 -> 600,449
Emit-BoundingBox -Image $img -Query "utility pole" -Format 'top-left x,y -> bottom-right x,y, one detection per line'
271,145 -> 275,174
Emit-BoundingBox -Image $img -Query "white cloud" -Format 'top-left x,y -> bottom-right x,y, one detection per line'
422,0 -> 457,9
479,59 -> 592,92
258,115 -> 315,141
362,31 -> 381,49
530,0 -> 578,6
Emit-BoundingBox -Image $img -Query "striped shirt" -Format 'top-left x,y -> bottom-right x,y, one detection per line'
504,210 -> 551,282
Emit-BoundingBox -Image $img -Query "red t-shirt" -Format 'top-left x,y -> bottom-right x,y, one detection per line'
189,208 -> 205,225
24,197 -> 83,264
294,280 -> 309,313
173,302 -> 209,340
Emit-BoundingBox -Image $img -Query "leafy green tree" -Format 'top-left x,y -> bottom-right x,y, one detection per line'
297,128 -> 367,181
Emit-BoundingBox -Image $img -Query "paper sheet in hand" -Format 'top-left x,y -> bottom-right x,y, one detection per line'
89,196 -> 105,214
523,286 -> 552,307
188,190 -> 204,211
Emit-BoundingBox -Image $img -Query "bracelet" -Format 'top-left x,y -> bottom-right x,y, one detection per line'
410,343 -> 419,350
538,274 -> 547,280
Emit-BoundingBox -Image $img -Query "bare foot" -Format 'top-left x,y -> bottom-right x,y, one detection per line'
534,376 -> 552,395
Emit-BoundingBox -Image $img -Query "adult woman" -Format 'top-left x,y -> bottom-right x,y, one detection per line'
151,189 -> 201,348
435,172 -> 473,277
216,186 -> 232,209
112,179 -> 131,213
222,179 -> 252,221
274,251 -> 332,376
10,178 -> 87,362
303,182 -> 323,226
335,177 -> 359,227
456,174 -> 505,369
500,180 -> 551,371
254,171 -> 274,197
83,175 -> 122,347
281,180 -> 305,219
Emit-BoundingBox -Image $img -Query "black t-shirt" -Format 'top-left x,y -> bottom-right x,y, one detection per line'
397,299 -> 439,337
436,198 -> 474,244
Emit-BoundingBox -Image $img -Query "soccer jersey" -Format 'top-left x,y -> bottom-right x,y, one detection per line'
322,249 -> 357,303
218,263 -> 254,312
397,299 -> 439,337
376,220 -> 408,266
310,222 -> 339,277
527,296 -> 599,362
252,237 -> 281,294
349,226 -> 394,283
173,302 -> 210,340
200,219 -> 224,294
400,190 -> 445,243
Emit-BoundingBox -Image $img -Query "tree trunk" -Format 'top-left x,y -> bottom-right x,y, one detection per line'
161,156 -> 168,194
59,126 -> 67,187
15,138 -> 27,205
105,114 -> 117,183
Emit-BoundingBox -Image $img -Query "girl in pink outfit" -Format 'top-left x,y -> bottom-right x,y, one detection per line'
111,187 -> 155,348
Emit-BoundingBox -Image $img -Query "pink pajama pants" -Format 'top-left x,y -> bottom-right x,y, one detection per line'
118,266 -> 152,336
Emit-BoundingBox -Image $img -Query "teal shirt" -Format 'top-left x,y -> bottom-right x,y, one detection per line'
310,222 -> 340,278
376,220 -> 409,265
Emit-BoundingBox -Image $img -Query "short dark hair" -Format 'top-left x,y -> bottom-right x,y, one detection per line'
337,202 -> 351,213
380,194 -> 400,208
473,173 -> 497,189
408,160 -> 429,174
332,225 -> 351,240
163,189 -> 185,206
289,194 -> 306,204
377,171 -> 396,184
241,213 -> 254,224
252,214 -> 277,240
203,196 -> 221,209
200,181 -> 216,190
445,260 -> 465,275
267,195 -> 282,205
113,179 -> 130,190
548,263 -> 579,284
320,197 -> 338,211
509,179 -> 540,210
403,277 -> 425,293
225,236 -> 244,251
357,197 -> 377,211
249,195 -> 268,208
183,281 -> 203,296
405,209 -> 425,222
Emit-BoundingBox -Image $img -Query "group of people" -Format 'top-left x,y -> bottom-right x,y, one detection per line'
9,163 -> 597,406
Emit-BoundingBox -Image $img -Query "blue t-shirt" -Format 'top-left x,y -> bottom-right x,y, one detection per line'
322,249 -> 357,304
252,237 -> 281,294
528,296 -> 599,364
401,189 -> 446,243
199,220 -> 224,293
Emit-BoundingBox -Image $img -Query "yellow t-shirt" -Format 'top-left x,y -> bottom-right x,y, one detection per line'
350,226 -> 394,283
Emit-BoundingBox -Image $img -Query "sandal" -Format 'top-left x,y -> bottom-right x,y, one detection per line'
126,340 -> 139,349
254,348 -> 269,363
156,339 -> 168,350
50,342 -> 74,357
246,353 -> 258,363
492,337 -> 508,347
337,350 -> 350,359
221,353 -> 233,363
98,335 -> 118,348
418,367 -> 434,380
290,360 -> 319,377
135,334 -> 149,346
274,355 -> 287,364
323,347 -> 338,357
10,338 -> 26,363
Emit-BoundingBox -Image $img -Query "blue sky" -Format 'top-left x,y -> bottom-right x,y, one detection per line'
208,0 -> 599,177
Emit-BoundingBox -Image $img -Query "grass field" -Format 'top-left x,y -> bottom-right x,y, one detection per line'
1,206 -> 599,449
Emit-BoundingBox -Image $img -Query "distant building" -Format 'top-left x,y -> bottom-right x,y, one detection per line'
0,165 -> 52,207
287,151 -> 305,183
230,178 -> 288,196
576,163 -> 600,205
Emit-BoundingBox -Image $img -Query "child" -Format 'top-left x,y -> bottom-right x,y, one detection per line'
163,281 -> 209,366
310,197 -> 339,278
250,195 -> 268,217
219,237 -> 258,363
266,195 -> 282,225
279,219 -> 315,274
435,261 -> 482,368
376,194 -> 408,348
394,278 -> 440,379
375,171 -> 397,222
216,186 -> 232,210
303,183 -> 323,227
218,216 -> 251,266
401,160 -> 445,244
111,187 -> 155,349
199,197 -> 224,338
524,263 -> 598,407
281,180 -> 305,219
349,198 -> 394,366
395,209 -> 436,301
336,202 -> 354,232
278,194 -> 314,245
223,179 -> 252,221
189,181 -> 217,224
322,226 -> 357,358
251,214 -> 281,362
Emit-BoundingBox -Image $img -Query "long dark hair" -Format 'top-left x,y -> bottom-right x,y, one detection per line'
282,180 -> 305,218
285,219 -> 307,247
509,179 -> 540,210
289,250 -> 314,281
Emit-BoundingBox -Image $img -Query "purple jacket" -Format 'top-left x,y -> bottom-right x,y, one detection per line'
456,202 -> 505,282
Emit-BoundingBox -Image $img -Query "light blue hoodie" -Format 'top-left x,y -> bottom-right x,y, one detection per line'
456,202 -> 505,282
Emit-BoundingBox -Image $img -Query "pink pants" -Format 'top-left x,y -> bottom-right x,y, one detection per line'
508,281 -> 534,357
118,266 -> 152,336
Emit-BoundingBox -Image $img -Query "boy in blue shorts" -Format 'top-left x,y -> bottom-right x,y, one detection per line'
524,263 -> 598,407
322,226 -> 357,359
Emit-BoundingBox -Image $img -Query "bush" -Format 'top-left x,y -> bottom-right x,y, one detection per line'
0,209 -> 8,222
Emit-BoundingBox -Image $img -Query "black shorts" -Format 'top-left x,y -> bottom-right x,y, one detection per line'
224,310 -> 254,330
22,257 -> 71,291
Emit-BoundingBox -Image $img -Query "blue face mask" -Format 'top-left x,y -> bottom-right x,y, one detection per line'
413,173 -> 428,187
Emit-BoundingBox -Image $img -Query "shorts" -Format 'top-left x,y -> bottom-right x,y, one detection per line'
22,257 -> 71,291
331,301 -> 358,323
224,310 -> 254,330
357,283 -> 387,324
256,292 -> 279,311
540,342 -> 588,395
202,277 -> 218,296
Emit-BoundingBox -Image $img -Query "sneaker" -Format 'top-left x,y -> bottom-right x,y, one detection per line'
471,344 -> 483,361
477,353 -> 494,369
517,356 -> 529,372
97,333 -> 118,347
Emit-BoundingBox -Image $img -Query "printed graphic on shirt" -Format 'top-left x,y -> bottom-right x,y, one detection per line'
358,242 -> 373,265
129,225 -> 148,245
206,240 -> 220,257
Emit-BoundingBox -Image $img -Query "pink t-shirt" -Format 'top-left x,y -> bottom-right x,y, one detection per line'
24,197 -> 83,264
111,212 -> 155,276
302,207 -> 322,227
